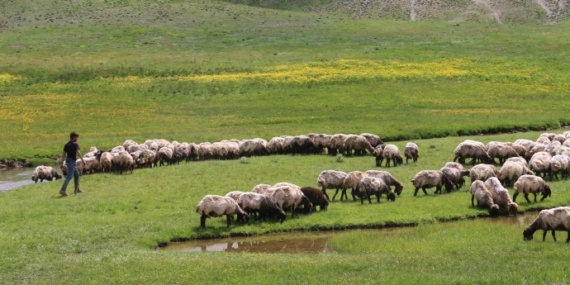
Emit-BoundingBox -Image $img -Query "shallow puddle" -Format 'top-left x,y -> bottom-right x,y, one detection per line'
163,213 -> 537,253
0,168 -> 35,192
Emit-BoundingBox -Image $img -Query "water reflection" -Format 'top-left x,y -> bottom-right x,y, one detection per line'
0,168 -> 35,192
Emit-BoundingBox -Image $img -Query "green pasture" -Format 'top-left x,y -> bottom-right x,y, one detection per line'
2,131 -> 570,284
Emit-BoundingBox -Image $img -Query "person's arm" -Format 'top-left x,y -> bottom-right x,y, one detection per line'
77,149 -> 85,165
61,151 -> 66,167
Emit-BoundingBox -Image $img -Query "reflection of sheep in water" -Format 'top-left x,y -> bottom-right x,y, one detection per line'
196,195 -> 249,228
523,207 -> 570,242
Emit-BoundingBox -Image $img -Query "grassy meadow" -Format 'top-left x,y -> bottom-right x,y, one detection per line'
2,0 -> 570,283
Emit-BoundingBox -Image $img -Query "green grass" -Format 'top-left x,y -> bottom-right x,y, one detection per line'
2,131 -> 570,284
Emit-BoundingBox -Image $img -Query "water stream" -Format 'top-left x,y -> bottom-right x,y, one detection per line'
0,167 -> 36,192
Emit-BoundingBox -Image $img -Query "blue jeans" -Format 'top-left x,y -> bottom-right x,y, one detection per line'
61,158 -> 79,192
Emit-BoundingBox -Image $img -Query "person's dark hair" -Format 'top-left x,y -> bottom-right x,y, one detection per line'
69,131 -> 79,139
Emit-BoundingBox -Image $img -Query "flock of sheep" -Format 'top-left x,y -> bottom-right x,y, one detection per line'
30,130 -> 570,242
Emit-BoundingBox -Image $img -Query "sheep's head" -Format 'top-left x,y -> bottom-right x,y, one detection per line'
489,204 -> 500,217
237,212 -> 249,224
507,202 -> 519,216
394,184 -> 403,196
387,191 -> 396,202
523,227 -> 535,241
541,185 -> 552,200
395,155 -> 404,166
54,172 -> 62,180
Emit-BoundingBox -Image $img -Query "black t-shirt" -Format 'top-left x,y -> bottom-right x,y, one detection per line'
64,141 -> 80,160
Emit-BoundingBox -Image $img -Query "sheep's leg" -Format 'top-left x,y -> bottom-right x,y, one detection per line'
341,188 -> 348,201
291,206 -> 296,218
332,188 -> 341,201
566,232 -> 570,243
512,192 -> 518,203
552,230 -> 557,242
351,188 -> 358,201
524,193 -> 531,204
422,187 -> 428,196
435,185 -> 441,195
414,187 -> 420,197
533,193 -> 537,203
543,230 -> 547,241
321,187 -> 330,201
226,215 -> 232,228
200,215 -> 207,228
471,195 -> 475,206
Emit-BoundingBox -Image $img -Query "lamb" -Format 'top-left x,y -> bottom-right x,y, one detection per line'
251,183 -> 272,195
31,166 -> 62,183
485,177 -> 518,215
225,190 -> 246,202
454,140 -> 492,165
512,175 -> 552,203
470,180 -> 500,217
549,154 -> 570,180
265,185 -> 312,217
340,171 -> 368,201
469,164 -> 497,183
358,176 -> 396,204
195,195 -> 249,228
343,135 -> 374,156
300,187 -> 329,211
316,170 -> 348,201
381,144 -> 403,167
523,207 -> 570,242
529,151 -> 552,178
440,163 -> 470,190
237,192 -> 286,222
411,170 -> 454,196
364,170 -> 404,196
487,143 -> 520,165
404,142 -> 419,164
497,159 -> 533,186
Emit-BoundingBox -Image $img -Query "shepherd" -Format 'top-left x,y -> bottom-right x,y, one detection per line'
59,131 -> 85,196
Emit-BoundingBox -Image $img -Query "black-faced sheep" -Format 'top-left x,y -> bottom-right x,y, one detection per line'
381,144 -> 403,167
529,151 -> 552,178
237,192 -> 286,222
317,170 -> 348,201
440,162 -> 470,190
470,180 -> 500,217
364,170 -> 404,196
31,166 -> 62,183
469,164 -> 497,183
195,195 -> 249,228
485,177 -> 518,215
512,175 -> 552,203
454,140 -> 492,165
358,176 -> 396,204
404,142 -> 419,164
411,170 -> 454,196
523,207 -> 570,242
300,187 -> 329,211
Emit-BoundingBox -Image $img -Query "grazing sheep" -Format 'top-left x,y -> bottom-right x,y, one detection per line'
523,207 -> 570,242
340,171 -> 368,201
31,166 -> 62,183
251,183 -> 272,195
300,186 -> 329,211
469,164 -> 497,183
404,142 -> 419,164
485,177 -> 518,215
364,170 -> 404,196
470,180 -> 500,217
497,159 -> 533,187
373,145 -> 384,167
265,185 -> 312,217
240,138 -> 269,157
343,135 -> 374,156
328,134 -> 347,156
317,170 -> 348,201
381,144 -> 403,167
549,154 -> 570,180
411,170 -> 454,196
312,134 -> 331,154
440,163 -> 470,190
545,141 -> 562,156
358,176 -> 396,204
529,151 -> 552,178
225,190 -> 246,202
526,143 -> 547,159
237,192 -> 286,222
112,151 -> 134,174
268,137 -> 286,154
196,195 -> 249,228
454,140 -> 492,165
513,175 -> 552,203
288,135 -> 317,155
487,143 -> 520,165
360,133 -> 384,148
99,152 -> 113,172
157,147 -> 174,166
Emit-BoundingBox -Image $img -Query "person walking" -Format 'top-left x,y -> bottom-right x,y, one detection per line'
59,131 -> 85,197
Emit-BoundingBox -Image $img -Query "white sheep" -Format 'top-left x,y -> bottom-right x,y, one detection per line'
485,177 -> 518,215
31,166 -> 62,183
529,151 -> 552,178
523,207 -> 570,242
469,164 -> 497,183
411,170 -> 453,196
237,192 -> 286,222
404,142 -> 419,164
364,170 -> 404,196
112,150 -> 134,174
470,180 -> 500,217
317,170 -> 348,201
487,143 -> 520,165
497,159 -> 533,186
513,175 -> 552,203
454,140 -> 492,165
99,152 -> 113,172
251,183 -> 272,195
225,190 -> 246,202
195,195 -> 249,228
358,176 -> 395,204
549,154 -> 570,180
381,144 -> 403,167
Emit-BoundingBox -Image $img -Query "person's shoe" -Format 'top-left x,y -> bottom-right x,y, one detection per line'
59,190 -> 68,197
75,189 -> 83,193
